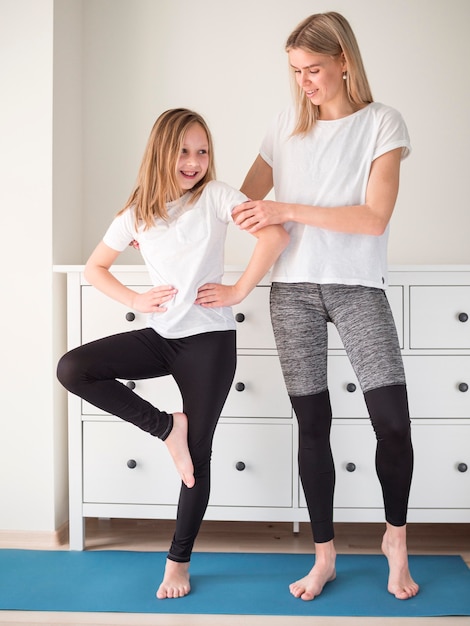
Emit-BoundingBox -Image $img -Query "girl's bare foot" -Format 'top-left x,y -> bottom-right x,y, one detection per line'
382,522 -> 419,599
164,412 -> 195,488
289,540 -> 336,601
156,559 -> 190,599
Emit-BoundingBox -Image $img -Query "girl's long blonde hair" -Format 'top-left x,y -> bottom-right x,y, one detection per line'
119,108 -> 216,229
286,12 -> 373,135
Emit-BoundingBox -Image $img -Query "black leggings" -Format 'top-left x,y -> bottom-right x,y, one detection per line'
270,283 -> 413,543
57,328 -> 236,562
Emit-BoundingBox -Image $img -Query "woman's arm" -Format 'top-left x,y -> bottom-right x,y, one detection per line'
233,148 -> 402,236
84,241 -> 177,313
240,154 -> 274,200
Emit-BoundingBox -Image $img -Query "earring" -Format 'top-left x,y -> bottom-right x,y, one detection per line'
343,71 -> 347,80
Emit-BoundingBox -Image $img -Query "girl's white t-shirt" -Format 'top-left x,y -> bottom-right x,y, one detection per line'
260,102 -> 411,289
103,180 -> 248,338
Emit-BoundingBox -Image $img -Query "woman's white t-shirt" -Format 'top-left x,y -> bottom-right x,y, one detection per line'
103,180 -> 248,338
260,102 -> 411,289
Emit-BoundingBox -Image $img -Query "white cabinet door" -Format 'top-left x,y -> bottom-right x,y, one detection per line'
327,356 -> 368,418
222,355 -> 292,418
404,355 -> 470,417
410,286 -> 470,349
233,286 -> 276,350
409,424 -> 470,508
210,423 -> 292,507
299,423 -> 383,509
83,422 -> 181,505
81,285 -> 149,343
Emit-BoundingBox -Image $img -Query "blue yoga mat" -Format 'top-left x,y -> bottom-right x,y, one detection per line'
1,550 -> 469,617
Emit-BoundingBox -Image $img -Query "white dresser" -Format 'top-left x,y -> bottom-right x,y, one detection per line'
57,266 -> 470,550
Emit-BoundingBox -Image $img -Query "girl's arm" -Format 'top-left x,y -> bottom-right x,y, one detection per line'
233,148 -> 402,236
84,241 -> 177,313
195,224 -> 289,308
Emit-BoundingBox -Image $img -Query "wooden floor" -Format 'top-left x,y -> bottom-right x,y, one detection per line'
1,519 -> 469,626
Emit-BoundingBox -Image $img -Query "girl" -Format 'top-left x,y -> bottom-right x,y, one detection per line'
57,108 -> 288,599
232,12 -> 419,601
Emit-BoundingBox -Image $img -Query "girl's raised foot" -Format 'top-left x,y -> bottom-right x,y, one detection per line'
164,412 -> 195,488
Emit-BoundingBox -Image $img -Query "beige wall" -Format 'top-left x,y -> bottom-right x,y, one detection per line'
78,0 -> 470,266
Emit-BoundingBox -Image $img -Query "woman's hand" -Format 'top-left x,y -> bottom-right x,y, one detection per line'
195,283 -> 243,308
132,285 -> 177,313
232,200 -> 289,233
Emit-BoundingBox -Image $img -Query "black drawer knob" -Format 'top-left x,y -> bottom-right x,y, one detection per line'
458,382 -> 468,392
125,312 -> 136,322
346,462 -> 356,472
346,383 -> 356,393
457,463 -> 468,473
127,459 -> 137,469
458,312 -> 468,323
235,313 -> 245,323
126,380 -> 136,390
235,382 -> 245,392
235,461 -> 246,471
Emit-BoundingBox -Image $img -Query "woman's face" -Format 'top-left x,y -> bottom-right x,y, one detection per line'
176,123 -> 210,191
288,47 -> 347,117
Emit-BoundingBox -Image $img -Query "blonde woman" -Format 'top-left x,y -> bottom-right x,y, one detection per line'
233,12 -> 418,601
57,108 -> 288,599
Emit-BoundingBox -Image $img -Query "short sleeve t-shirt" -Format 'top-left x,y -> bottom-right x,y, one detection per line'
260,102 -> 411,289
103,180 -> 248,338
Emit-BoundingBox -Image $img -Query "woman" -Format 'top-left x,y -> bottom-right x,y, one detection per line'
233,12 -> 418,601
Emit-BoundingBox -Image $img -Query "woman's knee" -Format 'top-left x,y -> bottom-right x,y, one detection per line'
365,384 -> 411,441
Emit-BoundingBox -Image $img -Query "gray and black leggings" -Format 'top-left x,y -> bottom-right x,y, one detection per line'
57,328 -> 236,562
270,282 -> 413,543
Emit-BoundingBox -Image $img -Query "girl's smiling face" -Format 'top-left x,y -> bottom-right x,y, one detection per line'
176,123 -> 210,192
288,47 -> 349,119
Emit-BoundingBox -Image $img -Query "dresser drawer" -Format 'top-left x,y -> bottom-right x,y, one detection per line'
83,421 -> 181,505
410,286 -> 470,349
328,285 -> 404,350
210,423 -> 292,507
233,286 -> 276,349
300,423 -> 383,508
81,285 -> 148,343
404,356 -> 470,417
299,423 -> 470,510
409,424 -> 470,508
222,355 -> 292,418
327,356 -> 368,418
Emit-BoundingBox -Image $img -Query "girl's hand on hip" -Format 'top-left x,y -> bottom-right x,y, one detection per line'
195,283 -> 242,308
132,285 -> 177,313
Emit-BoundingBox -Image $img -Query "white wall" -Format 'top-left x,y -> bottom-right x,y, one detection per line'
78,0 -> 470,267
0,0 -> 469,535
0,0 -> 64,532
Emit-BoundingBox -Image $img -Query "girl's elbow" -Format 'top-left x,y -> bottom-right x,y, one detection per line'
276,227 -> 290,250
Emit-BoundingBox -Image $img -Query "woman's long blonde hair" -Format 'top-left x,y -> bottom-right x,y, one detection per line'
120,108 -> 216,229
286,12 -> 373,135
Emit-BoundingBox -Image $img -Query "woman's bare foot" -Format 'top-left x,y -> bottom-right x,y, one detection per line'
164,412 -> 195,488
156,559 -> 190,599
289,540 -> 336,601
382,522 -> 419,599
